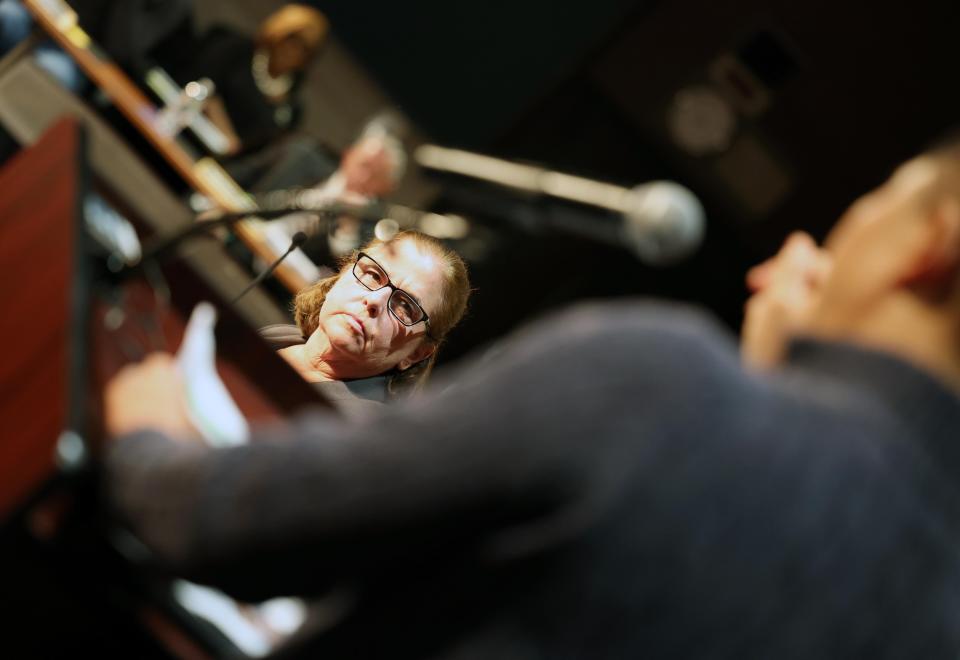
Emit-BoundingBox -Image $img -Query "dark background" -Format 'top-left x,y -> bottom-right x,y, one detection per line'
311,0 -> 960,363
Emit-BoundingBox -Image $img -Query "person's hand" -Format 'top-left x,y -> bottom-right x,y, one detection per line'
104,353 -> 197,440
742,232 -> 832,370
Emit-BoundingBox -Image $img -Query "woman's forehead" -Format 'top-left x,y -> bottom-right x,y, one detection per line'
368,239 -> 429,269
366,240 -> 443,297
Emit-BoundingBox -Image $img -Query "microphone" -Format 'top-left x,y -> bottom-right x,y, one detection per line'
620,181 -> 706,265
414,144 -> 705,265
230,231 -> 308,304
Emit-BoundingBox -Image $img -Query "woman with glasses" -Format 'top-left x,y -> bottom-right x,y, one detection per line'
260,230 -> 471,415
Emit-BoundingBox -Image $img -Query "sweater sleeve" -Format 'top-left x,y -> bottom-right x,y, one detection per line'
104,301 -> 740,601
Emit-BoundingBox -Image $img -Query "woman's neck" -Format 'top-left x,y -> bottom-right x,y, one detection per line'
277,344 -> 338,383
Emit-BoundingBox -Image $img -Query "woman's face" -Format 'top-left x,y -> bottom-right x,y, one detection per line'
313,239 -> 443,379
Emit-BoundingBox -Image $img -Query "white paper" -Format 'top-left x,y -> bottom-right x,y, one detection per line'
177,302 -> 249,447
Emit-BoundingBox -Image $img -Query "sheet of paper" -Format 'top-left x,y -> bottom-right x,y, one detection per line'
177,302 -> 249,447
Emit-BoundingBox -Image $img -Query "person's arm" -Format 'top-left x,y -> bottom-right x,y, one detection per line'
105,354 -> 590,599
104,302 -> 737,601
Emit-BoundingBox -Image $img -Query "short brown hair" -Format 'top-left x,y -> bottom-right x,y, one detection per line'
255,4 -> 328,53
293,231 -> 471,395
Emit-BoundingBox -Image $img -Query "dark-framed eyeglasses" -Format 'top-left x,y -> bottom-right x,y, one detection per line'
352,252 -> 435,340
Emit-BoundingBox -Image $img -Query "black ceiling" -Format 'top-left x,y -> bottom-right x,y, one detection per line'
316,0 -> 960,363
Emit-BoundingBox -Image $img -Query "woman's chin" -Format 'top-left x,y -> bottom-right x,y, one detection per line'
325,330 -> 365,357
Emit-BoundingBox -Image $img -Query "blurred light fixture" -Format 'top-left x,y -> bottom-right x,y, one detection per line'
417,213 -> 470,240
666,85 -> 736,156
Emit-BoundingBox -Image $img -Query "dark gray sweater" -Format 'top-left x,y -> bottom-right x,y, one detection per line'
106,302 -> 960,659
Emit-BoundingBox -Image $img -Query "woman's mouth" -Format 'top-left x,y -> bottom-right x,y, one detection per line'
343,313 -> 365,338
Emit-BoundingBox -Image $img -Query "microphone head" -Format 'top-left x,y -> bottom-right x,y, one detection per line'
291,231 -> 309,248
621,181 -> 705,266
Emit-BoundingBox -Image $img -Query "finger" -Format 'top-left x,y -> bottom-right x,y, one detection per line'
771,232 -> 822,288
808,250 -> 834,288
141,351 -> 176,365
747,232 -> 815,291
137,352 -> 180,376
746,261 -> 774,291
783,230 -> 815,250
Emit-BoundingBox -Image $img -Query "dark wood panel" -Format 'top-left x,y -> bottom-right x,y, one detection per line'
0,118 -> 81,520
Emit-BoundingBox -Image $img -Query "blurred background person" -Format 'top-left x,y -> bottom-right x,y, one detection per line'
219,119 -> 409,311
259,122 -> 408,264
158,3 -> 329,158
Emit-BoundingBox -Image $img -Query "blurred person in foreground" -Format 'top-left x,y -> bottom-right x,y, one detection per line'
103,139 -> 960,658
260,230 -> 470,416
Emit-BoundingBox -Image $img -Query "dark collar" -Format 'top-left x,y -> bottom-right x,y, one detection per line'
342,374 -> 390,403
786,338 -> 960,481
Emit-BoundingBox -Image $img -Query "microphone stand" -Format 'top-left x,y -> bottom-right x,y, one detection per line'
137,203 -> 364,265
115,196 -> 411,287
230,232 -> 308,304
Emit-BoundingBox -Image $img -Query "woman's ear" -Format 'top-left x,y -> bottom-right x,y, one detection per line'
398,340 -> 436,371
900,198 -> 960,288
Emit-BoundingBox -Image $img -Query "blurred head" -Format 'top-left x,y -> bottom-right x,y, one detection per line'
341,133 -> 406,198
256,4 -> 328,76
810,139 -> 960,358
294,231 -> 471,393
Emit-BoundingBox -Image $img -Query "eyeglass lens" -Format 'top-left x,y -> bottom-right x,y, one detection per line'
354,256 -> 425,326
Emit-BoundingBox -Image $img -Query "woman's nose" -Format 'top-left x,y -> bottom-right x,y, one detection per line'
363,287 -> 392,316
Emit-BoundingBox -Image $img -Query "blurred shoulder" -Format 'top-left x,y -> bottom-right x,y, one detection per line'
511,299 -> 737,367
453,299 -> 743,402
